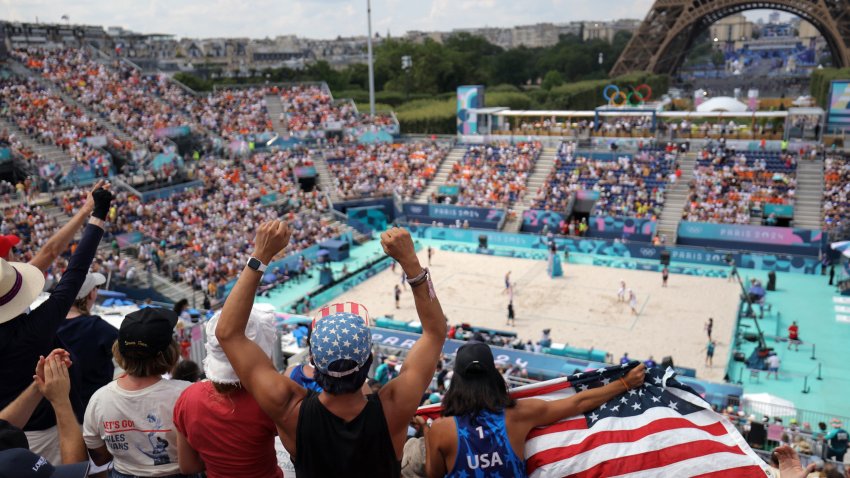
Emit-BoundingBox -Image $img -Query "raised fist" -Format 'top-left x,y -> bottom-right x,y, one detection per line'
253,220 -> 292,264
91,183 -> 114,221
380,227 -> 417,267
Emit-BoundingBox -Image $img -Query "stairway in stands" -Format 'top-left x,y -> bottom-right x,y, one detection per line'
0,117 -> 71,172
792,160 -> 824,230
415,146 -> 467,203
266,94 -> 288,135
118,252 -> 207,305
7,59 -> 145,156
657,152 -> 697,243
501,146 -> 558,233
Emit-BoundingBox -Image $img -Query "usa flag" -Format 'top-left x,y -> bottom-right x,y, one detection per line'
418,362 -> 769,477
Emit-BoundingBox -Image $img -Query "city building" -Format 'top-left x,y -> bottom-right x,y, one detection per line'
709,14 -> 754,51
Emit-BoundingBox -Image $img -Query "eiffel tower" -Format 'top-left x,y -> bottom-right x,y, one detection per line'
611,0 -> 850,76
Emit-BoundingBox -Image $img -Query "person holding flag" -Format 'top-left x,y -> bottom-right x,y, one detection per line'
420,343 -> 771,478
422,342 -> 645,478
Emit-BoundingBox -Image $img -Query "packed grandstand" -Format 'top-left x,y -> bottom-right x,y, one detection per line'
0,12 -> 848,478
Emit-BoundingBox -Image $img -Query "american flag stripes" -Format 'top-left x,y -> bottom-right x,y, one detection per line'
418,362 -> 769,478
312,302 -> 370,328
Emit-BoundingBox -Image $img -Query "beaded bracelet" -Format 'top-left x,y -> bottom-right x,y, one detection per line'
406,267 -> 436,300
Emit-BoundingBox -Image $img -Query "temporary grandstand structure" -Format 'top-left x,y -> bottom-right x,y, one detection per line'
696,97 -> 749,113
465,106 -> 824,142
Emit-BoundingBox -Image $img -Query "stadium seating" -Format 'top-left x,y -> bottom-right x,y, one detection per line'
444,142 -> 540,208
684,148 -> 797,224
823,154 -> 850,231
325,141 -> 450,201
532,142 -> 674,218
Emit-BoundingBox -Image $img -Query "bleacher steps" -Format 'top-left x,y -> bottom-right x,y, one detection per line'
314,151 -> 339,204
7,58 -> 144,153
792,160 -> 824,230
502,146 -> 558,233
518,146 -> 557,209
266,94 -> 288,135
415,146 -> 467,203
657,152 -> 697,243
0,117 -> 73,172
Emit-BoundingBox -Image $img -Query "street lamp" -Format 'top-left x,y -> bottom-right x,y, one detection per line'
401,55 -> 412,100
366,0 -> 376,118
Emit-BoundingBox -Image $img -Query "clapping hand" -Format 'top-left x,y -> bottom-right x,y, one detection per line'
34,353 -> 72,404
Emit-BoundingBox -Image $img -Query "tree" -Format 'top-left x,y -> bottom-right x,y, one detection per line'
541,70 -> 565,90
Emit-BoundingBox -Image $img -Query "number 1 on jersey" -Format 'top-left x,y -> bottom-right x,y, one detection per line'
476,426 -> 484,439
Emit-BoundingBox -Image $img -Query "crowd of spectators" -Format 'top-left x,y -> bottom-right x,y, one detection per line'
57,160 -> 340,298
660,119 -> 785,140
532,142 -> 674,219
13,47 -> 190,154
721,407 -> 849,468
326,141 -> 450,201
0,78 -> 113,182
823,154 -> 850,232
187,87 -> 273,141
443,142 -> 540,208
684,147 -> 797,224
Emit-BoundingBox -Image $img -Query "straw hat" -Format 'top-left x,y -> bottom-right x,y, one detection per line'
0,259 -> 45,324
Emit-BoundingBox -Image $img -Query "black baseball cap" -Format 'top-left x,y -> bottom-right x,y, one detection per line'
454,341 -> 497,377
118,308 -> 178,359
0,420 -> 28,451
0,449 -> 89,478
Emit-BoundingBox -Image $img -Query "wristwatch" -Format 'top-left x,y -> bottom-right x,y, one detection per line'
246,257 -> 268,273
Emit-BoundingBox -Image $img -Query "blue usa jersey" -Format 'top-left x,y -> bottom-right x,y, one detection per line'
447,409 -> 527,478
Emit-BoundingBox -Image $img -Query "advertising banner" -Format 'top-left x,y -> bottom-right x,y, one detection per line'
522,210 -> 565,233
827,80 -> 850,134
677,222 -> 822,256
347,206 -> 388,235
294,166 -> 317,178
457,85 -> 485,135
405,225 -> 820,274
403,203 -> 505,230
588,215 -> 656,241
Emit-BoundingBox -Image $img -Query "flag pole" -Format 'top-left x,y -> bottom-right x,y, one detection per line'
366,0 -> 376,118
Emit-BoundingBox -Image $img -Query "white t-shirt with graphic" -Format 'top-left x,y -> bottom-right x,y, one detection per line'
83,379 -> 191,477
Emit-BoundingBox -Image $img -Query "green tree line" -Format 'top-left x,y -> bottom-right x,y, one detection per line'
173,31 -> 673,134
176,31 -> 632,95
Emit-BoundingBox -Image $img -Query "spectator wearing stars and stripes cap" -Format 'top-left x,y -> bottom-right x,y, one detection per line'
309,302 -> 373,393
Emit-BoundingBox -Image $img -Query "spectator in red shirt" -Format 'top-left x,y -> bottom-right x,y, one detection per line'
787,321 -> 800,351
173,304 -> 282,478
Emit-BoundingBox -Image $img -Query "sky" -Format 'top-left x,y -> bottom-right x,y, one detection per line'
0,1 -> 794,40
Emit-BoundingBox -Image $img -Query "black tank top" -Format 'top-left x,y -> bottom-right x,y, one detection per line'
294,391 -> 401,478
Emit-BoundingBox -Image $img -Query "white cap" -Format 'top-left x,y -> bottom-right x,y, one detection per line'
76,272 -> 106,299
204,304 -> 277,384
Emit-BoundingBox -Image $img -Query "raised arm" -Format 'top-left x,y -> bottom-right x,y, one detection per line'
29,180 -> 102,273
30,186 -> 111,334
379,228 -> 447,453
216,220 -> 305,417
519,364 -> 646,430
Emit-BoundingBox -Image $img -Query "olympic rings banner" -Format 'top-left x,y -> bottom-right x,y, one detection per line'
602,83 -> 653,107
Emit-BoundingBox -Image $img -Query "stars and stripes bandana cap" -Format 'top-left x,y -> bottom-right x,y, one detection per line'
310,311 -> 372,377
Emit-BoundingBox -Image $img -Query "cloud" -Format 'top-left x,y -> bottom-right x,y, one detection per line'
0,0 -> 783,39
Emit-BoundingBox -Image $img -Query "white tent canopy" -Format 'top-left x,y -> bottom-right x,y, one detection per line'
696,97 -> 749,113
